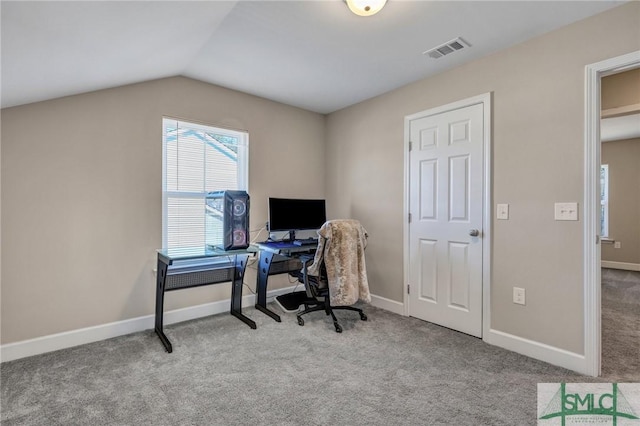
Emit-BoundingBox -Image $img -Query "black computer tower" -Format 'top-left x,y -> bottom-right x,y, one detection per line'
205,190 -> 250,250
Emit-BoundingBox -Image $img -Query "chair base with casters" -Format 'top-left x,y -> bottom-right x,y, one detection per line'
296,302 -> 367,333
296,256 -> 367,333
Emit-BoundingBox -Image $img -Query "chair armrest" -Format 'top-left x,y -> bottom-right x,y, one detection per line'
299,255 -> 315,277
297,254 -> 322,298
298,254 -> 314,264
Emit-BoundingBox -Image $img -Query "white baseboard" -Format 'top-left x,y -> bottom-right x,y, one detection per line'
2,289 -> 591,375
0,285 -> 298,363
601,261 -> 640,272
389,297 -> 589,375
484,328 -> 590,376
370,294 -> 405,315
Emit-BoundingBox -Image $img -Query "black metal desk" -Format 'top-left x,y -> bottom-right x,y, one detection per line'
155,246 -> 256,353
254,242 -> 316,322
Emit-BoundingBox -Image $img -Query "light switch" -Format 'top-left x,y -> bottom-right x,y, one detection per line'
554,202 -> 579,221
513,287 -> 525,305
497,204 -> 509,220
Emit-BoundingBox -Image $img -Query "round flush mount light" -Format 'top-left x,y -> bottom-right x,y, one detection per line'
345,0 -> 387,17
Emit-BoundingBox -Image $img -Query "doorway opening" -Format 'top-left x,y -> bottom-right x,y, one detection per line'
599,68 -> 640,380
584,50 -> 640,377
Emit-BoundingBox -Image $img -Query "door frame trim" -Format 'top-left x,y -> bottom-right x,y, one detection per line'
584,50 -> 640,377
403,93 -> 492,338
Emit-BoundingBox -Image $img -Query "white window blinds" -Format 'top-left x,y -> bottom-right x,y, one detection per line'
162,118 -> 248,249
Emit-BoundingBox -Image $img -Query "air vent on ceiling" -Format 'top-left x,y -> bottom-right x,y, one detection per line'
423,37 -> 470,59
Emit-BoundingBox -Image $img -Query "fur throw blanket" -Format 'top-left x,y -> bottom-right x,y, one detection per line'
307,219 -> 371,306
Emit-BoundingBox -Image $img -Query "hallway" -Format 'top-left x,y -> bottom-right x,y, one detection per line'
601,268 -> 640,381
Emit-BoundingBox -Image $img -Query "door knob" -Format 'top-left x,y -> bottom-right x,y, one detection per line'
469,229 -> 480,237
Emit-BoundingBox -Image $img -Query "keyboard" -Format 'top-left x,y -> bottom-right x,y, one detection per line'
263,241 -> 296,249
293,238 -> 318,246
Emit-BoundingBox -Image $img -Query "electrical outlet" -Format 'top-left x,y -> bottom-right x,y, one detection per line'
614,241 -> 621,249
513,287 -> 526,305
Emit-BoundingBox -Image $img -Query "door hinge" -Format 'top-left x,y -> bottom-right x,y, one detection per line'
408,213 -> 412,223
407,284 -> 410,294
409,141 -> 413,151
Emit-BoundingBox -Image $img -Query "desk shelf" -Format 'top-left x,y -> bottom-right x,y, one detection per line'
155,247 -> 256,353
165,266 -> 234,291
254,241 -> 316,322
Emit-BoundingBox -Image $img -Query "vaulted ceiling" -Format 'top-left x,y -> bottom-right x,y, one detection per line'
1,1 -> 626,113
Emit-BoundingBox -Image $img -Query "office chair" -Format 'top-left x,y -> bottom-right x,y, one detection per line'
296,219 -> 370,333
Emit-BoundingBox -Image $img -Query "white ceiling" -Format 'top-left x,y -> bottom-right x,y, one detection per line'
1,1 -> 627,114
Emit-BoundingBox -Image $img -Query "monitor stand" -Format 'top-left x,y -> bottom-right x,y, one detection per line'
274,291 -> 307,313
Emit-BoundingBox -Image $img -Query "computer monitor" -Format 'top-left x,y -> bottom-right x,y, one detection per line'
268,197 -> 326,239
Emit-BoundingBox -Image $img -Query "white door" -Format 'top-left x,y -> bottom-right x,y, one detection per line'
408,102 -> 484,337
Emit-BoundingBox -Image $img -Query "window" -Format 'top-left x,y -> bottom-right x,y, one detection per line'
600,164 -> 609,238
162,118 -> 248,249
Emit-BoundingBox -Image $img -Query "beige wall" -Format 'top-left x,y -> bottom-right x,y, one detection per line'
1,76 -> 325,344
601,69 -> 640,266
326,2 -> 640,354
2,2 -> 639,356
601,138 -> 640,264
601,67 -> 640,110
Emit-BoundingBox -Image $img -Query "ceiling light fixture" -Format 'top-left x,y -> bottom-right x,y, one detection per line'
345,0 -> 387,17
